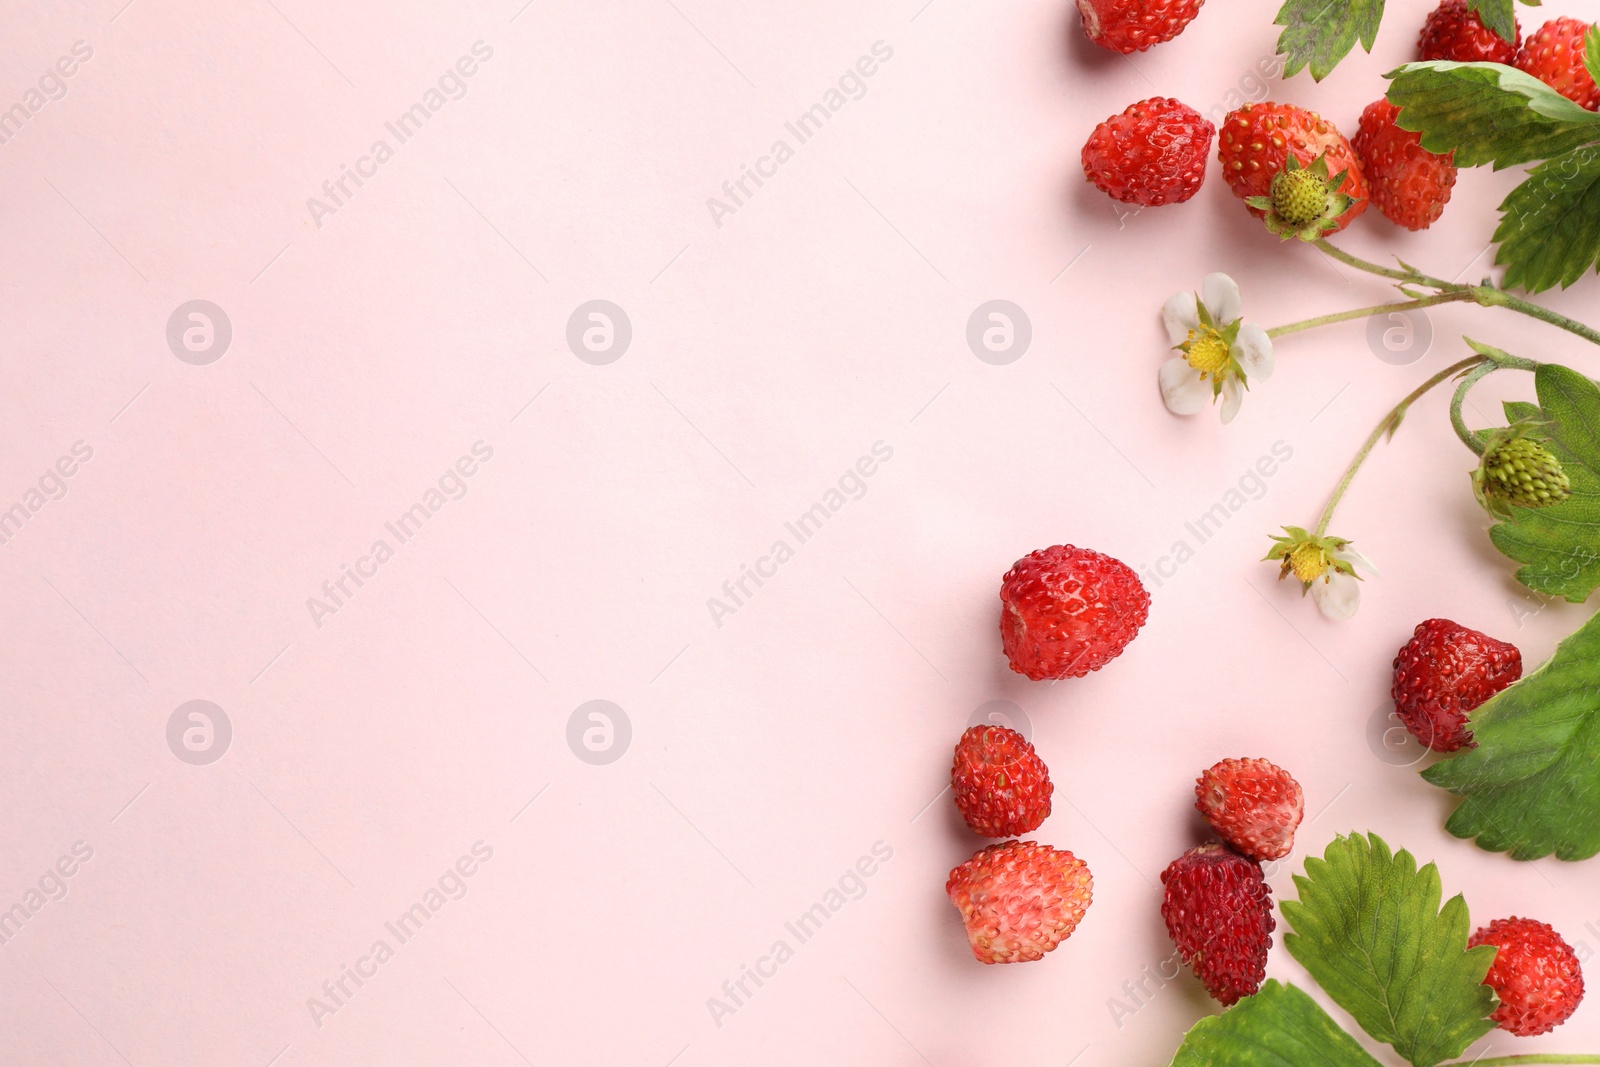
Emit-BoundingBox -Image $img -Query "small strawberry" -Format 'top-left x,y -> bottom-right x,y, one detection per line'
947,841 -> 1093,964
1352,98 -> 1458,231
999,545 -> 1151,680
1217,102 -> 1368,233
1418,0 -> 1519,63
1082,97 -> 1215,206
1516,18 -> 1600,111
951,725 -> 1053,837
1195,758 -> 1305,862
1470,917 -> 1586,1036
1076,0 -> 1204,53
1392,618 -> 1523,752
1161,843 -> 1275,1005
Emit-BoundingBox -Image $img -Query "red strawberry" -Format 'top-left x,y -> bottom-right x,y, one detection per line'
1470,917 -> 1586,1036
1391,618 -> 1522,752
999,545 -> 1150,680
1418,0 -> 1520,62
947,841 -> 1093,964
1516,18 -> 1600,111
1081,97 -> 1214,206
952,725 -> 1053,837
1161,843 -> 1275,1005
1195,758 -> 1305,861
1217,102 -> 1369,233
1352,99 -> 1457,231
1076,0 -> 1204,53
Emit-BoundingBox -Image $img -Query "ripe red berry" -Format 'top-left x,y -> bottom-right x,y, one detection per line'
947,840 -> 1093,964
1392,618 -> 1522,752
951,725 -> 1053,837
1352,98 -> 1457,231
999,545 -> 1150,681
1076,0 -> 1205,53
1516,18 -> 1600,111
1418,0 -> 1520,62
1195,758 -> 1305,862
1161,843 -> 1275,1005
1470,917 -> 1586,1036
1082,97 -> 1215,207
1217,102 -> 1368,234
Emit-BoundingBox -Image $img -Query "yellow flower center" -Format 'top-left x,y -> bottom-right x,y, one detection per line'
1289,543 -> 1326,583
1185,327 -> 1231,377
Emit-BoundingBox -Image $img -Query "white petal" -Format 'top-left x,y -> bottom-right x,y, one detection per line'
1312,572 -> 1361,620
1234,322 -> 1275,380
1161,290 -> 1201,345
1336,546 -> 1377,576
1219,377 -> 1244,424
1202,272 -> 1243,325
1159,358 -> 1210,416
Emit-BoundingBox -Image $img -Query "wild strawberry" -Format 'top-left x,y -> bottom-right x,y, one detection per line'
951,725 -> 1053,837
1081,97 -> 1215,206
999,545 -> 1150,680
1352,98 -> 1457,231
1195,758 -> 1304,862
1217,102 -> 1368,233
1391,618 -> 1523,752
1161,843 -> 1275,1005
1470,917 -> 1586,1036
1076,0 -> 1204,53
1418,0 -> 1519,62
1516,18 -> 1600,111
947,840 -> 1093,964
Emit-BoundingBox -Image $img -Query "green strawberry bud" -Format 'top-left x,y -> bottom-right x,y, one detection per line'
1478,436 -> 1571,514
1270,168 -> 1330,228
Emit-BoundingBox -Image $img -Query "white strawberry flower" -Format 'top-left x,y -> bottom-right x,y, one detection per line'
1266,527 -> 1375,621
1160,273 -> 1275,424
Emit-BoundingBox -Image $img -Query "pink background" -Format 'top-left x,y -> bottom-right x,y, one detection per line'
2,0 -> 1598,1063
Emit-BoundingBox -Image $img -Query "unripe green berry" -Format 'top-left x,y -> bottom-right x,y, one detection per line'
1480,437 -> 1571,511
1270,168 -> 1329,227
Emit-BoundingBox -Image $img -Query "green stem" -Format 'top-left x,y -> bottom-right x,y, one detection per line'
1437,1057 -> 1600,1066
1450,361 -> 1499,455
1313,356 -> 1488,537
1473,286 -> 1600,347
1312,238 -> 1453,288
1266,292 -> 1476,339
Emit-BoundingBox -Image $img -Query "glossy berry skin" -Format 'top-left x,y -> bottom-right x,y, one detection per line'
1352,99 -> 1457,231
1195,758 -> 1304,861
1082,97 -> 1215,206
1218,103 -> 1368,233
1418,0 -> 1519,63
1161,844 -> 1275,1005
1516,18 -> 1600,111
1470,917 -> 1586,1036
999,545 -> 1150,680
947,841 -> 1093,964
1076,0 -> 1204,53
1392,618 -> 1522,752
952,725 -> 1053,837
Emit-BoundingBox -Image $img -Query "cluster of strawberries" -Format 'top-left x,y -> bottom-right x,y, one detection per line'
941,546 -> 1586,1038
1077,0 -> 1600,231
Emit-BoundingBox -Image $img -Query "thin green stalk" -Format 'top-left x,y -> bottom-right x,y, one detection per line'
1267,291 -> 1476,339
1450,361 -> 1499,455
1313,356 -> 1487,537
1437,1057 -> 1600,1066
1473,286 -> 1600,347
1312,238 -> 1454,289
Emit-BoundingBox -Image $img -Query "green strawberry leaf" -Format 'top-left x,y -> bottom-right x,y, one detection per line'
1386,62 -> 1600,168
1466,0 -> 1518,44
1486,364 -> 1600,596
1425,608 -> 1600,860
1168,980 -> 1384,1067
1276,0 -> 1385,82
1493,145 -> 1600,292
1280,834 -> 1498,1067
